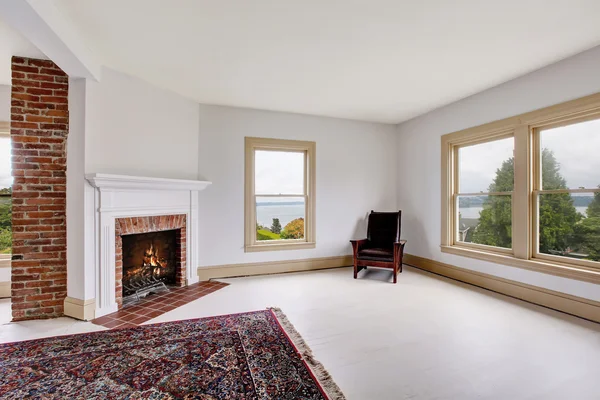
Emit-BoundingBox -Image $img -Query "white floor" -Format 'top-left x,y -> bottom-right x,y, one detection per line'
0,298 -> 12,325
1,266 -> 599,399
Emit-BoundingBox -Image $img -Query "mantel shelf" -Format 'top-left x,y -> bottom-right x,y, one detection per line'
85,173 -> 212,191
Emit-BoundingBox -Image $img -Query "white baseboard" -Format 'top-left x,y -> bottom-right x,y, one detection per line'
64,297 -> 96,321
198,255 -> 353,281
404,254 -> 600,323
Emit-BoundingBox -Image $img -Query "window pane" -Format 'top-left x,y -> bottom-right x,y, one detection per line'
0,136 -> 10,255
458,137 -> 514,193
255,150 -> 304,195
540,119 -> 600,190
457,194 -> 512,249
256,196 -> 305,241
538,193 -> 600,262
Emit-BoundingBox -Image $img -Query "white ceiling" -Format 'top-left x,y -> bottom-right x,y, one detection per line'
29,1 -> 600,122
0,17 -> 46,85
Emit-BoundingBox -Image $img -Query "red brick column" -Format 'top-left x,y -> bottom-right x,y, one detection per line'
10,57 -> 68,321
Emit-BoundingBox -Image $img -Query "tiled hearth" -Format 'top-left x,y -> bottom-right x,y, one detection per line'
92,281 -> 228,329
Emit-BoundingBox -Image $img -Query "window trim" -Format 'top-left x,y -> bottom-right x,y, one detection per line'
441,92 -> 600,285
244,137 -> 316,252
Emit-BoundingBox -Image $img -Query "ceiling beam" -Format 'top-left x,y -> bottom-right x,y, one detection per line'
0,0 -> 101,80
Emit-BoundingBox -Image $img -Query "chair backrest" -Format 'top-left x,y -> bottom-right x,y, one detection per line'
367,210 -> 401,248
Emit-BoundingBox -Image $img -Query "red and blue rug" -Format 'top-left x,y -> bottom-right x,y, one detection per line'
0,308 -> 345,399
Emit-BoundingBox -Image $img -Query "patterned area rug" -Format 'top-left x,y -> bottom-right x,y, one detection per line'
0,308 -> 345,399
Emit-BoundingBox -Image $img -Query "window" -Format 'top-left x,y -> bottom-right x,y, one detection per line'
456,137 -> 514,251
534,119 -> 600,264
441,93 -> 600,284
0,123 -> 10,257
244,137 -> 316,252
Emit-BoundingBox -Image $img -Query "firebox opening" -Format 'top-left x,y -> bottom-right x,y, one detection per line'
122,229 -> 178,301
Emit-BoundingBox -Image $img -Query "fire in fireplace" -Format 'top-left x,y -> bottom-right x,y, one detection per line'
122,229 -> 177,303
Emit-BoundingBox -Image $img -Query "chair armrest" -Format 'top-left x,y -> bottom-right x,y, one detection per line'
350,239 -> 369,255
394,240 -> 406,262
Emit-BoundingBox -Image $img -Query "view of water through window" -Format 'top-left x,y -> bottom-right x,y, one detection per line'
457,137 -> 513,249
458,119 -> 600,262
254,150 -> 306,241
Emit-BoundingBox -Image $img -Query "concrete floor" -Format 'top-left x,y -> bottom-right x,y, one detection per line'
1,266 -> 599,399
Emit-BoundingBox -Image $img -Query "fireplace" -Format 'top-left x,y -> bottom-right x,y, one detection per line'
84,174 -> 210,319
122,230 -> 177,301
115,214 -> 187,309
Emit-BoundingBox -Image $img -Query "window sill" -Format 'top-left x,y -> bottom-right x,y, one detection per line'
440,245 -> 600,285
245,241 -> 316,253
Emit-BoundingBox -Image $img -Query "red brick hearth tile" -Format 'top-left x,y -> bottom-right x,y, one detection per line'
92,281 -> 228,329
110,310 -> 135,319
92,315 -> 116,325
137,307 -> 161,316
126,306 -> 144,314
144,310 -> 164,319
128,316 -> 150,325
115,322 -> 138,330
102,319 -> 127,329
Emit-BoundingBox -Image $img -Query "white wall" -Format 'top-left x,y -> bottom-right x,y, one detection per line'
84,67 -> 200,179
66,68 -> 201,303
396,45 -> 600,302
0,85 -> 9,121
198,105 -> 397,267
67,78 -> 93,300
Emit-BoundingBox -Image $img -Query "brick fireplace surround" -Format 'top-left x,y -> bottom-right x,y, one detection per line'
115,215 -> 187,309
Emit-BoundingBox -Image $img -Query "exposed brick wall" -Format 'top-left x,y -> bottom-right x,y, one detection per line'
10,57 -> 68,321
115,215 -> 187,309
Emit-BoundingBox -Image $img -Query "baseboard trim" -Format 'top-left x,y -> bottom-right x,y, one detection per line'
64,297 -> 96,321
198,255 -> 353,281
404,254 -> 600,324
0,281 -> 9,298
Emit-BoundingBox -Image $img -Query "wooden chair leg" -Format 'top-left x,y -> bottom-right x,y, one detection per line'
354,263 -> 358,279
393,264 -> 398,284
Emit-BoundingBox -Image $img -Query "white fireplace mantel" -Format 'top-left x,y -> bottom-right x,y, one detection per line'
85,173 -> 211,191
84,173 -> 212,318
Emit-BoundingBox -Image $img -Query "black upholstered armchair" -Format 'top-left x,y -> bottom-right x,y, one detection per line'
350,210 -> 406,283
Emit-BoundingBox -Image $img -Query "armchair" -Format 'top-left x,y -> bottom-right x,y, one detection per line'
350,210 -> 406,283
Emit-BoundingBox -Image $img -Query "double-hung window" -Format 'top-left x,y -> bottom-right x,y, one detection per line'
244,137 -> 316,252
442,93 -> 600,283
455,136 -> 514,252
534,119 -> 600,265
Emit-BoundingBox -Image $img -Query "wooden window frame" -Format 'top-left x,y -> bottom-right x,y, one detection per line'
244,137 -> 316,252
441,93 -> 600,285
